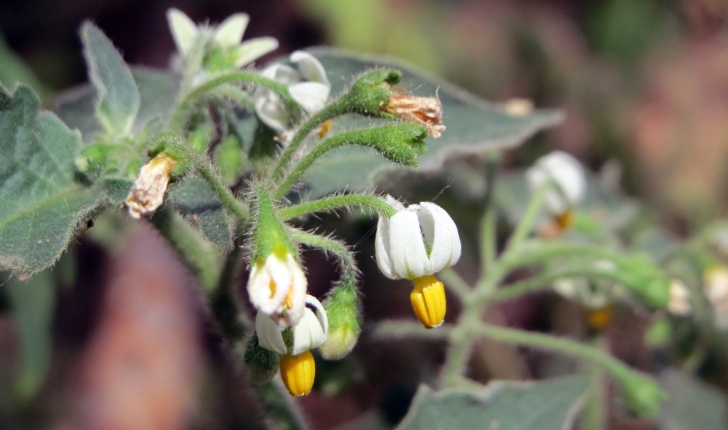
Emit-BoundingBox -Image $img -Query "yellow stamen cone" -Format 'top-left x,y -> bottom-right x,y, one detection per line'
554,210 -> 574,231
587,306 -> 613,332
410,275 -> 446,329
279,351 -> 316,396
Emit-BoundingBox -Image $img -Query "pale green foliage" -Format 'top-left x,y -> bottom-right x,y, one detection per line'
660,370 -> 728,430
397,377 -> 588,430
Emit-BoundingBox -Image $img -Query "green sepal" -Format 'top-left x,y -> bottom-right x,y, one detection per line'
244,333 -> 280,385
146,135 -> 193,177
342,68 -> 402,118
320,281 -> 361,360
282,326 -> 295,356
251,186 -> 297,262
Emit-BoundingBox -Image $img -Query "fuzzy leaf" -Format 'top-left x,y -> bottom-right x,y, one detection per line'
0,85 -> 103,275
396,376 -> 587,430
5,269 -> 55,400
659,369 -> 728,430
299,48 -> 563,198
81,22 -> 140,136
168,178 -> 232,251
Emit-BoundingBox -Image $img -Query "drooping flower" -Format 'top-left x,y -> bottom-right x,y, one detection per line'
125,153 -> 177,219
667,279 -> 692,316
526,151 -> 586,228
704,266 -> 728,329
248,245 -> 307,328
375,197 -> 461,328
255,51 -> 331,134
256,295 -> 328,396
167,8 -> 278,70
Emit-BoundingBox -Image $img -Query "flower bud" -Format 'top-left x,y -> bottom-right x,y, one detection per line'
279,351 -> 316,396
613,368 -> 664,418
124,153 -> 177,218
243,333 -> 280,385
410,275 -> 447,329
319,283 -> 361,360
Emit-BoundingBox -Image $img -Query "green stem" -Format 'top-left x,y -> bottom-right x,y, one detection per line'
372,320 -> 452,340
172,71 -> 299,132
503,181 -> 549,254
278,194 -> 397,221
500,242 -> 632,272
196,158 -> 250,224
214,85 -> 256,112
438,268 -> 472,299
481,208 -> 497,273
287,228 -> 358,285
470,322 -> 642,385
271,99 -> 348,181
582,336 -> 607,430
149,206 -> 220,290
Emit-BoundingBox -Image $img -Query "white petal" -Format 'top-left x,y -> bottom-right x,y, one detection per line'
255,92 -> 289,133
388,210 -> 430,279
214,13 -> 249,47
262,63 -> 299,85
527,151 -> 586,215
418,202 -> 461,273
167,8 -> 198,56
290,51 -> 330,86
282,254 -> 308,327
289,82 -> 330,114
255,312 -> 287,354
384,195 -> 406,211
234,37 -> 279,67
375,214 -> 395,279
247,255 -> 290,315
291,296 -> 328,355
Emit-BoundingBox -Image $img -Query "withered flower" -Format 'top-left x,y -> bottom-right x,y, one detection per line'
384,93 -> 445,138
125,153 -> 178,219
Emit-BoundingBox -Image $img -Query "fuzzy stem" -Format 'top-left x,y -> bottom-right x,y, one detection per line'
372,320 -> 453,340
278,194 -> 397,221
287,228 -> 358,285
195,158 -> 250,224
500,242 -> 635,272
172,71 -> 299,132
271,99 -> 348,181
470,322 -> 647,387
481,208 -> 497,273
438,268 -> 472,299
504,180 -> 549,254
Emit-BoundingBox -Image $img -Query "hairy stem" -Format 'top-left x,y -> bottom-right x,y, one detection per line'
195,158 -> 250,224
278,194 -> 397,221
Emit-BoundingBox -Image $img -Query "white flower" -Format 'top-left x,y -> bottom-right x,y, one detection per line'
667,279 -> 691,316
255,51 -> 331,134
167,8 -> 278,68
704,266 -> 728,329
375,197 -> 461,280
526,151 -> 587,216
256,295 -> 328,355
248,251 -> 307,328
553,260 -> 621,309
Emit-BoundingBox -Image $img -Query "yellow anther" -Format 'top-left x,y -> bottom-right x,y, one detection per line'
410,275 -> 446,329
587,306 -> 613,331
279,351 -> 316,396
554,210 -> 574,230
317,119 -> 333,137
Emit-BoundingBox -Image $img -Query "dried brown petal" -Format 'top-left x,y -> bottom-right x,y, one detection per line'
384,93 -> 445,138
125,153 -> 177,219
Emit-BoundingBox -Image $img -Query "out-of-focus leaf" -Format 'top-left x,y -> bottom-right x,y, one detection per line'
5,270 -> 55,400
55,68 -> 180,142
299,48 -> 563,198
168,178 -> 232,251
659,369 -> 728,430
396,376 -> 588,430
0,85 -> 104,275
80,22 -> 140,136
0,34 -> 48,100
632,228 -> 680,263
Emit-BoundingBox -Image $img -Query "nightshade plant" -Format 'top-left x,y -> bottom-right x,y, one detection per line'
3,8 -> 728,430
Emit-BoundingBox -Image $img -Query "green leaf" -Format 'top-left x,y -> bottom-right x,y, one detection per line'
80,22 -> 141,136
56,68 -> 180,143
396,376 -> 588,430
0,85 -> 103,275
5,269 -> 55,400
659,369 -> 728,430
299,48 -> 563,198
168,178 -> 233,250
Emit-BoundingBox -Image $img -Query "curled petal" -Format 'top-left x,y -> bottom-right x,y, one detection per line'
290,51 -> 330,86
256,312 -> 287,354
214,13 -> 249,47
375,214 -> 395,279
418,202 -> 461,273
167,8 -> 197,56
527,151 -> 586,216
234,37 -> 279,68
289,82 -> 330,114
388,210 -> 429,279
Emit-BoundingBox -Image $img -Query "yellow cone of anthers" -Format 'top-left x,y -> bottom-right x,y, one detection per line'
280,351 -> 316,396
375,197 -> 460,329
410,275 -> 446,329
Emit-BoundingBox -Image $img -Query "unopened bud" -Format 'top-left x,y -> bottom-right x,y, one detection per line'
319,283 -> 361,360
613,368 -> 664,418
125,153 -> 177,218
384,93 -> 445,138
243,333 -> 280,385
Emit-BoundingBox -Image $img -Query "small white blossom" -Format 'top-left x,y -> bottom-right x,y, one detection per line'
704,266 -> 728,329
255,51 -> 331,134
667,279 -> 691,316
248,251 -> 307,328
553,260 -> 621,309
375,196 -> 461,280
167,8 -> 278,68
526,151 -> 587,216
256,295 -> 328,355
